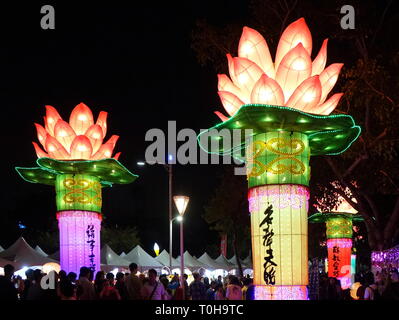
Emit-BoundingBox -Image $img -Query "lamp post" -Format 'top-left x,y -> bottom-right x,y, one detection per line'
173,195 -> 189,300
137,157 -> 173,271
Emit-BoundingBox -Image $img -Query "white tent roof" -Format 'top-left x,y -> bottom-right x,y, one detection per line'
198,253 -> 226,270
155,250 -> 180,268
243,255 -> 253,268
124,245 -> 163,269
35,245 -> 48,257
176,251 -> 208,269
120,252 -> 127,258
0,245 -> 4,253
101,245 -> 130,267
228,255 -> 238,267
215,254 -> 235,270
0,237 -> 58,268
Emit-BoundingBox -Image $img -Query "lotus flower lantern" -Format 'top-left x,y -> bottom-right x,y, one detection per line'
198,18 -> 361,300
16,103 -> 137,274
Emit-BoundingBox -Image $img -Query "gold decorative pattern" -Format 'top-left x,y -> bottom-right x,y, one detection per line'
247,137 -> 306,178
63,177 -> 102,207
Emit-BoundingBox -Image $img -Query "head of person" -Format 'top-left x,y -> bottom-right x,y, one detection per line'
129,263 -> 138,274
106,273 -> 115,285
3,264 -> 15,280
79,267 -> 91,279
193,272 -> 201,282
25,268 -> 34,281
229,276 -> 240,286
67,272 -> 77,283
59,280 -> 75,299
183,274 -> 188,280
95,271 -> 105,282
217,275 -> 222,281
203,277 -> 210,285
33,269 -> 43,283
148,269 -> 157,283
364,272 -> 375,286
116,272 -> 125,282
59,270 -> 67,281
210,281 -> 217,289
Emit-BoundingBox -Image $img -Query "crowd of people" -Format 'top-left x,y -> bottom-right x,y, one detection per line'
1,262 -> 398,300
317,270 -> 399,300
0,263 -> 255,301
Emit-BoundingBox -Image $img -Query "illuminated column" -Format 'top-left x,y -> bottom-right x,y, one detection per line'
56,174 -> 103,275
326,215 -> 353,289
247,132 -> 310,300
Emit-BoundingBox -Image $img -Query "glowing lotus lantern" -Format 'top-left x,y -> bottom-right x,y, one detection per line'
198,18 -> 361,300
309,185 -> 363,290
16,103 -> 137,275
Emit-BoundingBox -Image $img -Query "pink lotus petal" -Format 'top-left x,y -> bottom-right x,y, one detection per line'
96,111 -> 108,138
69,103 -> 94,135
251,74 -> 285,105
319,63 -> 344,104
214,111 -> 229,122
217,74 -> 248,103
54,120 -> 76,152
238,27 -> 275,78
233,57 -> 264,96
218,91 -> 245,117
44,105 -> 62,137
70,135 -> 93,160
312,39 -> 328,76
286,75 -> 322,112
275,18 -> 312,71
32,142 -> 49,158
317,93 -> 344,115
45,135 -> 70,160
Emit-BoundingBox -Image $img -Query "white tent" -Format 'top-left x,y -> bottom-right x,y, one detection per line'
243,255 -> 253,268
198,253 -> 226,270
101,244 -> 130,267
176,251 -> 208,270
35,245 -> 48,257
120,252 -> 127,258
215,254 -> 235,270
49,250 -> 60,261
155,250 -> 180,268
0,245 -> 4,253
124,245 -> 163,271
228,255 -> 239,268
0,237 -> 58,268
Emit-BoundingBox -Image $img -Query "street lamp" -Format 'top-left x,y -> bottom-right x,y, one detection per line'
136,157 -> 173,271
173,195 -> 189,300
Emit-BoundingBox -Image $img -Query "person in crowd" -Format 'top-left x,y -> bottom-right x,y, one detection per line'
67,272 -> 77,284
214,284 -> 225,300
183,273 -> 190,300
115,272 -> 128,300
94,271 -> 106,297
76,267 -> 96,300
0,264 -> 18,300
159,275 -> 172,296
242,278 -> 253,300
206,281 -> 216,300
59,279 -> 76,300
168,274 -> 180,296
141,269 -> 170,300
216,275 -> 223,287
203,277 -> 210,290
225,276 -> 242,300
189,272 -> 207,300
326,277 -> 342,300
364,272 -> 379,300
99,273 -> 121,300
58,270 -> 67,282
382,270 -> 399,300
126,263 -> 143,300
26,269 -> 45,300
20,268 -> 34,300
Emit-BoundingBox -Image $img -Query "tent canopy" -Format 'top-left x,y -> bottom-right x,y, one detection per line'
215,254 -> 236,270
0,237 -> 58,268
124,245 -> 163,270
155,250 -> 180,268
35,245 -> 48,257
176,251 -> 208,269
101,244 -> 130,267
198,253 -> 226,270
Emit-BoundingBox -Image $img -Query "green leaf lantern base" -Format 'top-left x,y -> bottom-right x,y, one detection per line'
16,158 -> 138,213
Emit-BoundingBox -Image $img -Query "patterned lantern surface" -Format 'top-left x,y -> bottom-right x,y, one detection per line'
16,103 -> 137,274
198,18 -> 360,300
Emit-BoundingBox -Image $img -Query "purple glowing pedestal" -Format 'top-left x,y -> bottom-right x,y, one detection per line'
57,211 -> 102,275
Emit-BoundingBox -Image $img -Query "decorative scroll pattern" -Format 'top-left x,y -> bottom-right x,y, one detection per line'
247,137 -> 306,178
254,285 -> 308,300
63,177 -> 102,207
326,216 -> 352,239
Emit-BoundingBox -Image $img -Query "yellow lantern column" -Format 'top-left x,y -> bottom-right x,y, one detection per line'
247,131 -> 310,300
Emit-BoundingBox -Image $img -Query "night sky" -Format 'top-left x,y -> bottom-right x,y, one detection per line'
0,2 -> 251,256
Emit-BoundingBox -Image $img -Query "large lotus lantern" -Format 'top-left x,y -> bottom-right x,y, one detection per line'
198,18 -> 361,300
16,103 -> 137,274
